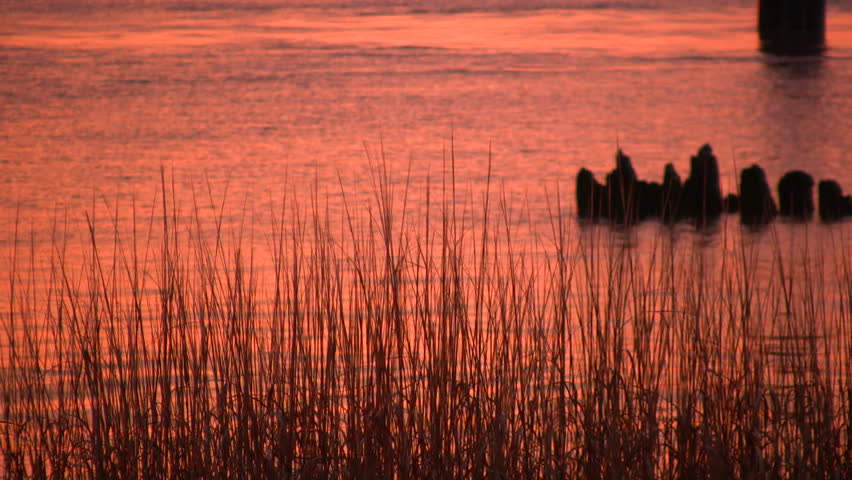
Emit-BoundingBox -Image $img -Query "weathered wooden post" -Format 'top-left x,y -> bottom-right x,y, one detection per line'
758,0 -> 825,54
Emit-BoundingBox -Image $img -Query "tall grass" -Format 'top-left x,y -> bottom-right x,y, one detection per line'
2,163 -> 851,479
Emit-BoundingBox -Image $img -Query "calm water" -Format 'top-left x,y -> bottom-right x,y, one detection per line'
2,0 -> 852,259
3,5 -> 852,461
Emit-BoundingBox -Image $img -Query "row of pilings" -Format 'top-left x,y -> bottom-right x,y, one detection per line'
575,144 -> 852,226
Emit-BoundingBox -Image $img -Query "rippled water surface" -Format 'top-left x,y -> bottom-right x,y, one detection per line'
4,7 -> 852,476
2,0 -> 852,255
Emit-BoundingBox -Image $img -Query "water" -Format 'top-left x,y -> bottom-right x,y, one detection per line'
2,5 -> 852,474
1,1 -> 852,261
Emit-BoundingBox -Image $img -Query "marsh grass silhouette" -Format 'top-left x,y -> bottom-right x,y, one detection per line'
2,162 -> 851,479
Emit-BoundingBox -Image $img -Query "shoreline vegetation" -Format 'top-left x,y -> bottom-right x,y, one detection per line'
2,163 -> 851,479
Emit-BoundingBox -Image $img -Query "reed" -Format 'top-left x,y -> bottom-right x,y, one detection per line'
2,163 -> 850,479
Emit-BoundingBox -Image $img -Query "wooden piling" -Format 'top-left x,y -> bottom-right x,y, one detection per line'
758,0 -> 825,55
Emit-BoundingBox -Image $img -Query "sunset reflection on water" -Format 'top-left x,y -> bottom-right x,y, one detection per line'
1,1 -> 851,279
2,3 -> 852,476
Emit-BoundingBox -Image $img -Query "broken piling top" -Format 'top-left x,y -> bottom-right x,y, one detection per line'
576,168 -> 604,219
682,144 -> 723,222
758,0 -> 826,55
605,150 -> 641,223
777,170 -> 815,219
818,180 -> 852,222
740,164 -> 778,225
607,149 -> 638,191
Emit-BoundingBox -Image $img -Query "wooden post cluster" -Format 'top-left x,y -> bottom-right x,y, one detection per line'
576,144 -> 852,226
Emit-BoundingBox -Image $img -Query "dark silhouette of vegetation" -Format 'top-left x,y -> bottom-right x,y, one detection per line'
3,163 -> 851,479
